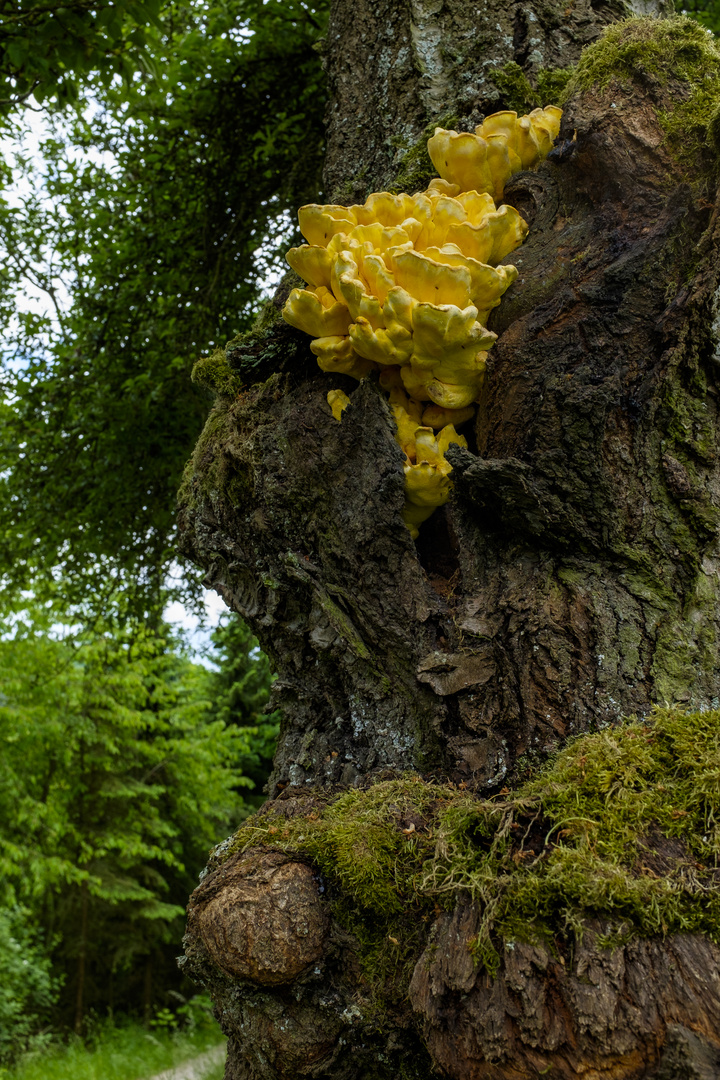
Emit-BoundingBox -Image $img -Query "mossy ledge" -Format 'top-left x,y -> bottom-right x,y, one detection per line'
224,707 -> 720,991
563,15 -> 720,170
191,270 -> 312,399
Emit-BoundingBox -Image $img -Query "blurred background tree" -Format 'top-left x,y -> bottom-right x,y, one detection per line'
679,0 -> 720,32
0,0 -> 328,1060
0,618 -> 255,1044
0,0 -> 329,617
210,616 -> 280,807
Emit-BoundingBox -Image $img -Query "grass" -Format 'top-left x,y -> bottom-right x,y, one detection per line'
2,1015 -> 225,1080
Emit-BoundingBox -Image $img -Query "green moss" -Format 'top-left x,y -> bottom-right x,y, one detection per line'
536,66 -> 576,105
229,708 -> 720,988
492,61 -> 575,113
191,294 -> 293,398
563,16 -> 720,168
179,397 -> 253,516
191,347 -> 243,398
251,296 -> 286,337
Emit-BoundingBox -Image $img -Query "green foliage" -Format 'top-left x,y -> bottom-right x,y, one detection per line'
0,0 -> 329,615
0,620 -> 252,1030
0,0 -> 162,115
678,0 -> 720,37
210,614 -> 280,804
2,1011 -> 223,1080
230,708 -> 720,992
0,906 -> 59,1065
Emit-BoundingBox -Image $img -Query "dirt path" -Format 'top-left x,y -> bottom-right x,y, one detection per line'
146,1043 -> 225,1080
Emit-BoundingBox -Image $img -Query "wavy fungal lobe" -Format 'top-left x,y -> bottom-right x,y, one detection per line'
282,107 -> 562,538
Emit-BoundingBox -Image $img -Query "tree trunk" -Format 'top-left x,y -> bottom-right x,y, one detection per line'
74,879 -> 88,1035
178,1 -> 720,1076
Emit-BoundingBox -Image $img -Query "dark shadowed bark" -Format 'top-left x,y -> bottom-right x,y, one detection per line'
178,0 -> 720,1076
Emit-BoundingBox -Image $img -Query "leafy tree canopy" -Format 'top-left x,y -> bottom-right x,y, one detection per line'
2,0 -> 719,621
0,0 -> 329,617
0,0 -> 162,115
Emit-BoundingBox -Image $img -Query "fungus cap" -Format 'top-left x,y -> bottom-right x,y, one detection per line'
349,317 -> 414,367
331,250 -> 386,329
282,109 -> 561,538
411,302 -> 495,371
429,107 -> 563,202
422,403 -> 475,429
285,245 -> 334,289
425,373 -> 484,410
311,335 -> 376,380
403,460 -> 452,506
298,204 -> 356,246
327,389 -> 351,421
422,246 -> 518,312
446,205 -> 528,266
427,128 -> 506,198
392,249 -> 472,308
282,287 -> 352,338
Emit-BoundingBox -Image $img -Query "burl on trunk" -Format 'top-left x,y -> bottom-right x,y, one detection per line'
179,6 -> 720,1079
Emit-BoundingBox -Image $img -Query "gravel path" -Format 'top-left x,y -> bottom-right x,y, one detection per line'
146,1043 -> 225,1080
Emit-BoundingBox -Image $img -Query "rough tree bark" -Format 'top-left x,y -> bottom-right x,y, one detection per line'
178,1 -> 720,1076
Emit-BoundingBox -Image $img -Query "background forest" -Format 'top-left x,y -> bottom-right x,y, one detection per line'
0,0 -> 717,1071
0,0 -> 327,1067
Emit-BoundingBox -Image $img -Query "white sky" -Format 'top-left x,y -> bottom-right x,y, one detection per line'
164,570 -> 229,665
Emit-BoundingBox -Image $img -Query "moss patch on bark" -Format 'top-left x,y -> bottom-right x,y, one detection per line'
227,707 -> 720,990
492,61 -> 575,113
563,15 -> 720,170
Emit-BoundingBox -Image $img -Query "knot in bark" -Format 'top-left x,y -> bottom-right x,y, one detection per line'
189,849 -> 328,985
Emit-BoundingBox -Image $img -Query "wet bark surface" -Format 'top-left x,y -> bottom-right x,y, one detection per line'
177,2 -> 720,1077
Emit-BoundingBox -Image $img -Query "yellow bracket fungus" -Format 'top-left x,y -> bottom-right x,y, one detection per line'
427,106 -> 562,197
282,105 -> 562,539
327,389 -> 351,422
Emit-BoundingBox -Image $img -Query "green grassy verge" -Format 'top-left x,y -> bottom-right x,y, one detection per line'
1,1017 -> 225,1080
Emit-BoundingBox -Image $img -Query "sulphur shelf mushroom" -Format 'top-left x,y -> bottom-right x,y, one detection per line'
282,104 -> 562,538
427,106 -> 562,197
327,389 -> 351,422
